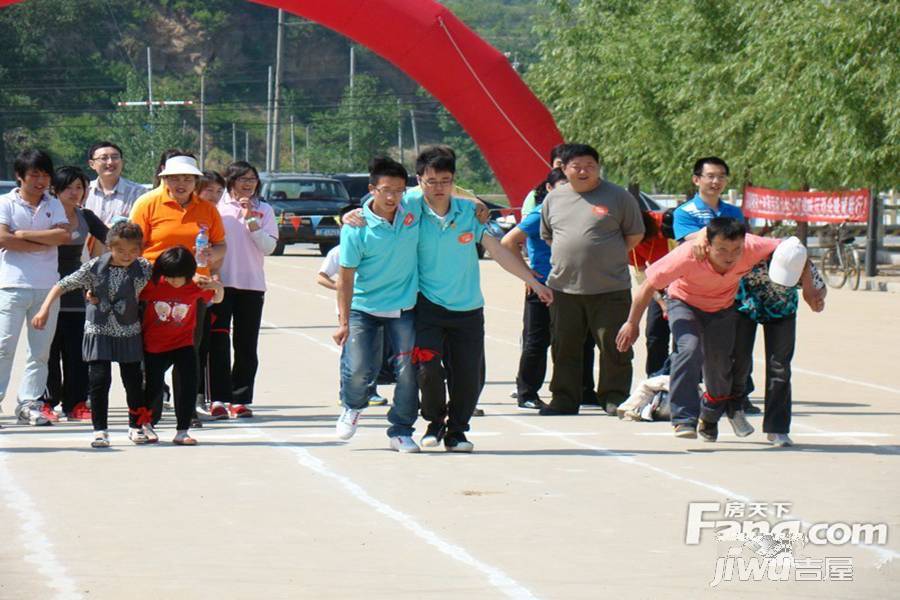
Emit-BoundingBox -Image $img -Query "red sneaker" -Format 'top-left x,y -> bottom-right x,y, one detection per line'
40,402 -> 60,423
210,401 -> 229,420
67,401 -> 93,422
228,404 -> 253,419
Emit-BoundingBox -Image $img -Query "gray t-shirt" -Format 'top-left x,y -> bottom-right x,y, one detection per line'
540,180 -> 644,294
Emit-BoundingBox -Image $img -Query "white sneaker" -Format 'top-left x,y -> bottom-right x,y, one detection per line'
389,435 -> 420,453
91,431 -> 110,448
767,433 -> 793,447
336,407 -> 362,440
728,410 -> 755,437
142,423 -> 159,443
15,402 -> 50,426
195,394 -> 211,416
128,427 -> 149,445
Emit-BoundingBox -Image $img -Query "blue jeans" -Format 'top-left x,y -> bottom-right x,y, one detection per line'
340,309 -> 418,437
0,287 -> 59,408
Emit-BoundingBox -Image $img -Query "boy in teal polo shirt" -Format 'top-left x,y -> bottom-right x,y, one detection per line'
332,157 -> 422,453
411,147 -> 553,452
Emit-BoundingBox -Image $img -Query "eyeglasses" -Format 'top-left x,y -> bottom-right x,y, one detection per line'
420,178 -> 453,188
236,176 -> 258,184
700,174 -> 729,182
374,186 -> 405,197
92,154 -> 122,162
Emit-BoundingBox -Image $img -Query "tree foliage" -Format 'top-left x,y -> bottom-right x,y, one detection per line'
528,0 -> 900,191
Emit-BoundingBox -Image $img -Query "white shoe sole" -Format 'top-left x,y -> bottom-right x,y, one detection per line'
445,443 -> 474,453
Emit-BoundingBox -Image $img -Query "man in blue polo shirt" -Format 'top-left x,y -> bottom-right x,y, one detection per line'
673,156 -> 743,241
332,156 -> 421,453
411,147 -> 552,452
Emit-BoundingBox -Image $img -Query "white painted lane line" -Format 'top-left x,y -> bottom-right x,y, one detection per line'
633,431 -> 893,438
0,453 -> 83,600
499,414 -> 900,565
753,357 -> 900,395
249,428 -> 539,600
261,319 -> 340,354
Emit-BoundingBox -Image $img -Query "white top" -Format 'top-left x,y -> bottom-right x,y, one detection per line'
0,189 -> 68,288
85,177 -> 145,225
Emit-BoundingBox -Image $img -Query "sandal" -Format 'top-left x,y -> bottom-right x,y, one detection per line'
91,431 -> 110,448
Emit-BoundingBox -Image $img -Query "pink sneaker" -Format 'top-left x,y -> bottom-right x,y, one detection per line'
40,402 -> 60,423
67,401 -> 92,422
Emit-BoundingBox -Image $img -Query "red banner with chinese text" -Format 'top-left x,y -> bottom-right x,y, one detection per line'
742,186 -> 870,223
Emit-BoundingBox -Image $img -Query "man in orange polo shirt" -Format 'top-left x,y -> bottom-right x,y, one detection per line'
129,156 -> 226,268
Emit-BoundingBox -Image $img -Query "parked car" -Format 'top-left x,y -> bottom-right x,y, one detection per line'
259,173 -> 354,256
0,180 -> 16,195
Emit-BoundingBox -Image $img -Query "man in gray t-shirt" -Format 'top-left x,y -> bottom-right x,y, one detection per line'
539,144 -> 644,415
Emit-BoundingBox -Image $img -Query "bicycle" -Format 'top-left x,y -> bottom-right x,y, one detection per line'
819,221 -> 861,290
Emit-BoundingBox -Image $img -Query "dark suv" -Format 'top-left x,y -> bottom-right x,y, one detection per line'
260,173 -> 354,256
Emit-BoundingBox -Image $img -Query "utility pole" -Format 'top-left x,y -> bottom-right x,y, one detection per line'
348,45 -> 355,168
397,99 -> 403,165
245,130 -> 249,161
265,65 -> 273,172
290,115 -> 296,172
232,122 -> 237,161
305,124 -> 311,171
409,109 -> 419,156
199,71 -> 206,170
147,47 -> 153,116
272,9 -> 285,173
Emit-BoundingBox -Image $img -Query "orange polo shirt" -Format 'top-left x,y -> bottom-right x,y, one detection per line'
129,188 -> 226,264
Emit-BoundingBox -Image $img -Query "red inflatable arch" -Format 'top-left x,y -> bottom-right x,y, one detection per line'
0,0 -> 563,205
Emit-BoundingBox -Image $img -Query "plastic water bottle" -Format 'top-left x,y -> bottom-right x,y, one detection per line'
195,226 -> 209,268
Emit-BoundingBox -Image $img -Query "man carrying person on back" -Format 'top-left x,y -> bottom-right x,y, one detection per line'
615,217 -> 825,441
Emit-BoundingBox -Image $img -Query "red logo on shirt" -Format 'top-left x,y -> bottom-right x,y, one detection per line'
458,232 -> 474,244
592,205 -> 609,218
403,212 -> 415,226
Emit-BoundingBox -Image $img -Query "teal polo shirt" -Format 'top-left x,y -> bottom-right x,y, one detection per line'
416,196 -> 487,311
339,197 -> 421,314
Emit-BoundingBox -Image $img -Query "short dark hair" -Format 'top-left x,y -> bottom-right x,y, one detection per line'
106,221 -> 144,247
693,156 -> 729,177
198,170 -> 226,193
660,207 -> 677,240
534,168 -> 567,205
368,155 -> 408,185
52,166 -> 89,199
559,143 -> 600,166
152,246 -> 197,283
549,143 -> 569,163
224,161 -> 260,195
706,217 -> 747,242
14,149 -> 54,180
87,141 -> 123,162
415,145 -> 456,176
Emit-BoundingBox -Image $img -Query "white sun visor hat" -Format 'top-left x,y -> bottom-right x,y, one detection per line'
769,236 -> 807,287
158,155 -> 203,177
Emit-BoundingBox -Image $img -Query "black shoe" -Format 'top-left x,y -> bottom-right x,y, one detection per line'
604,401 -> 619,416
472,408 -> 485,417
191,417 -> 204,428
673,423 -> 697,439
538,405 -> 579,416
420,421 -> 446,448
517,397 -> 545,410
743,400 -> 762,415
444,431 -> 474,453
698,419 -> 718,442
580,396 -> 601,407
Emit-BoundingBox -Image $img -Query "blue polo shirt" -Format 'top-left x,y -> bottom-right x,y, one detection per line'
339,197 -> 421,314
417,196 -> 487,311
673,193 -> 744,241
517,204 -> 551,283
